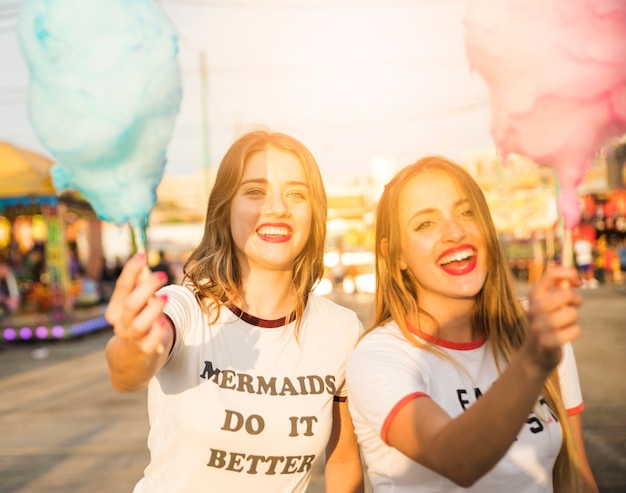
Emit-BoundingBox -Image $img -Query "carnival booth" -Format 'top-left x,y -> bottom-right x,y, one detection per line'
0,142 -> 110,342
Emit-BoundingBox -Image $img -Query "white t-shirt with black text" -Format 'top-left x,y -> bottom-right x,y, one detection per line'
346,320 -> 584,493
133,284 -> 362,493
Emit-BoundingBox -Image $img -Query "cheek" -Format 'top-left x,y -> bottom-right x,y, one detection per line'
296,206 -> 313,235
228,210 -> 241,238
402,242 -> 431,277
231,199 -> 259,222
472,229 -> 487,255
472,231 -> 489,273
229,205 -> 257,243
229,223 -> 247,252
405,236 -> 431,260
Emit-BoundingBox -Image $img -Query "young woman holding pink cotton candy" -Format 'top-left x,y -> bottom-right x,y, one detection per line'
104,129 -> 364,493
346,156 -> 598,493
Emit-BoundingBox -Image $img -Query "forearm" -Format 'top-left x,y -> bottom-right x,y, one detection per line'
436,354 -> 550,484
435,267 -> 582,484
325,456 -> 364,493
105,335 -> 167,392
103,253 -> 173,393
325,400 -> 364,493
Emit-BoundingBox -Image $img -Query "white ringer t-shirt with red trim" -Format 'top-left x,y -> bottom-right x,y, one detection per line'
345,320 -> 584,493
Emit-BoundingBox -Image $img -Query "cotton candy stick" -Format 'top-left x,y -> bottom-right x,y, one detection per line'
132,225 -> 149,256
562,228 -> 572,267
132,226 -> 165,356
553,176 -> 574,270
131,225 -> 165,354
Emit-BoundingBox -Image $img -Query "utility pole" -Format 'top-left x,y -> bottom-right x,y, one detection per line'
199,50 -> 211,203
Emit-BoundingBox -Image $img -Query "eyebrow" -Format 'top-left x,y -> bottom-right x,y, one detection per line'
408,198 -> 470,223
239,178 -> 309,188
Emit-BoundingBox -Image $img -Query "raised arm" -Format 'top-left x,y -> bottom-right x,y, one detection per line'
104,253 -> 174,392
386,265 -> 583,487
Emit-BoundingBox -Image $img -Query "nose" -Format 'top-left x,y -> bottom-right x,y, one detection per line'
263,190 -> 289,217
442,217 -> 466,242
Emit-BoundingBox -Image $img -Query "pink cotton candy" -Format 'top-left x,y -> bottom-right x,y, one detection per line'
465,0 -> 626,228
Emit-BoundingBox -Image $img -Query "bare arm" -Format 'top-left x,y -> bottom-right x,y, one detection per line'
387,265 -> 583,487
104,253 -> 174,392
325,399 -> 364,493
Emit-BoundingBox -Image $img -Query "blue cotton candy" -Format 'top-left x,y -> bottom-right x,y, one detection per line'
18,0 -> 182,229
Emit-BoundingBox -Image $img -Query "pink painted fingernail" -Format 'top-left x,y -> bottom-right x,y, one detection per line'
159,294 -> 168,302
156,272 -> 168,281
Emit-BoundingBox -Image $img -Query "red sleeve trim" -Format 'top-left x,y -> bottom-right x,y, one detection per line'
566,401 -> 585,416
163,313 -> 176,355
381,392 -> 429,445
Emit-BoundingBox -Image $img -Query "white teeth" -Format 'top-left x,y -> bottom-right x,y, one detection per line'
440,249 -> 473,265
258,226 -> 290,236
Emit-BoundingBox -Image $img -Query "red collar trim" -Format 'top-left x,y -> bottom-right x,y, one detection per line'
225,303 -> 296,328
406,321 -> 486,350
222,294 -> 309,328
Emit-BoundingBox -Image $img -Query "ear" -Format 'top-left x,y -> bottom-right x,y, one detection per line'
381,238 -> 408,271
380,238 -> 389,258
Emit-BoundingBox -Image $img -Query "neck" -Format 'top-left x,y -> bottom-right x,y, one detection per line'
412,297 -> 476,343
238,269 -> 298,320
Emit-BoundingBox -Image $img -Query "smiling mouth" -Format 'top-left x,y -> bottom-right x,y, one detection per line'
438,248 -> 474,266
257,226 -> 290,236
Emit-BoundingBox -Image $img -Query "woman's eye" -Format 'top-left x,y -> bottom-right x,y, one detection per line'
460,208 -> 474,218
245,188 -> 265,196
288,190 -> 307,201
415,220 -> 434,231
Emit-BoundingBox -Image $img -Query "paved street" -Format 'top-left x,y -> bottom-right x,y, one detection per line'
0,286 -> 624,492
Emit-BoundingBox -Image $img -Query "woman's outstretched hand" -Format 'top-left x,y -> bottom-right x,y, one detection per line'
105,252 -> 171,356
525,265 -> 583,372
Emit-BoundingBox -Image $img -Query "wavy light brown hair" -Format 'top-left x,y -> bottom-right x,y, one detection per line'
182,127 -> 327,333
371,155 -> 581,491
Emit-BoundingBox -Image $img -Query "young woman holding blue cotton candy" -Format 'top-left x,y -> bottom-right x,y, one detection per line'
105,129 -> 364,493
345,156 -> 598,493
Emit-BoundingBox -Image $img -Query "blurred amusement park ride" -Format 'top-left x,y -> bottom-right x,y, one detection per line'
0,142 -> 109,343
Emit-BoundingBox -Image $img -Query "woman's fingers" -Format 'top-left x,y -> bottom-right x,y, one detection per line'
105,253 -> 149,324
532,265 -> 582,294
526,265 -> 584,369
118,271 -> 168,324
530,304 -> 581,345
552,325 -> 582,347
104,252 -> 170,355
118,293 -> 168,342
137,317 -> 170,354
529,289 -> 582,324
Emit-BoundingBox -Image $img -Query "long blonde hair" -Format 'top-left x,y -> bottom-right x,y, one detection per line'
183,127 -> 327,333
371,155 -> 581,490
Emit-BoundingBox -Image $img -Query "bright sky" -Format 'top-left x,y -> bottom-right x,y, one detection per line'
0,0 -> 495,180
